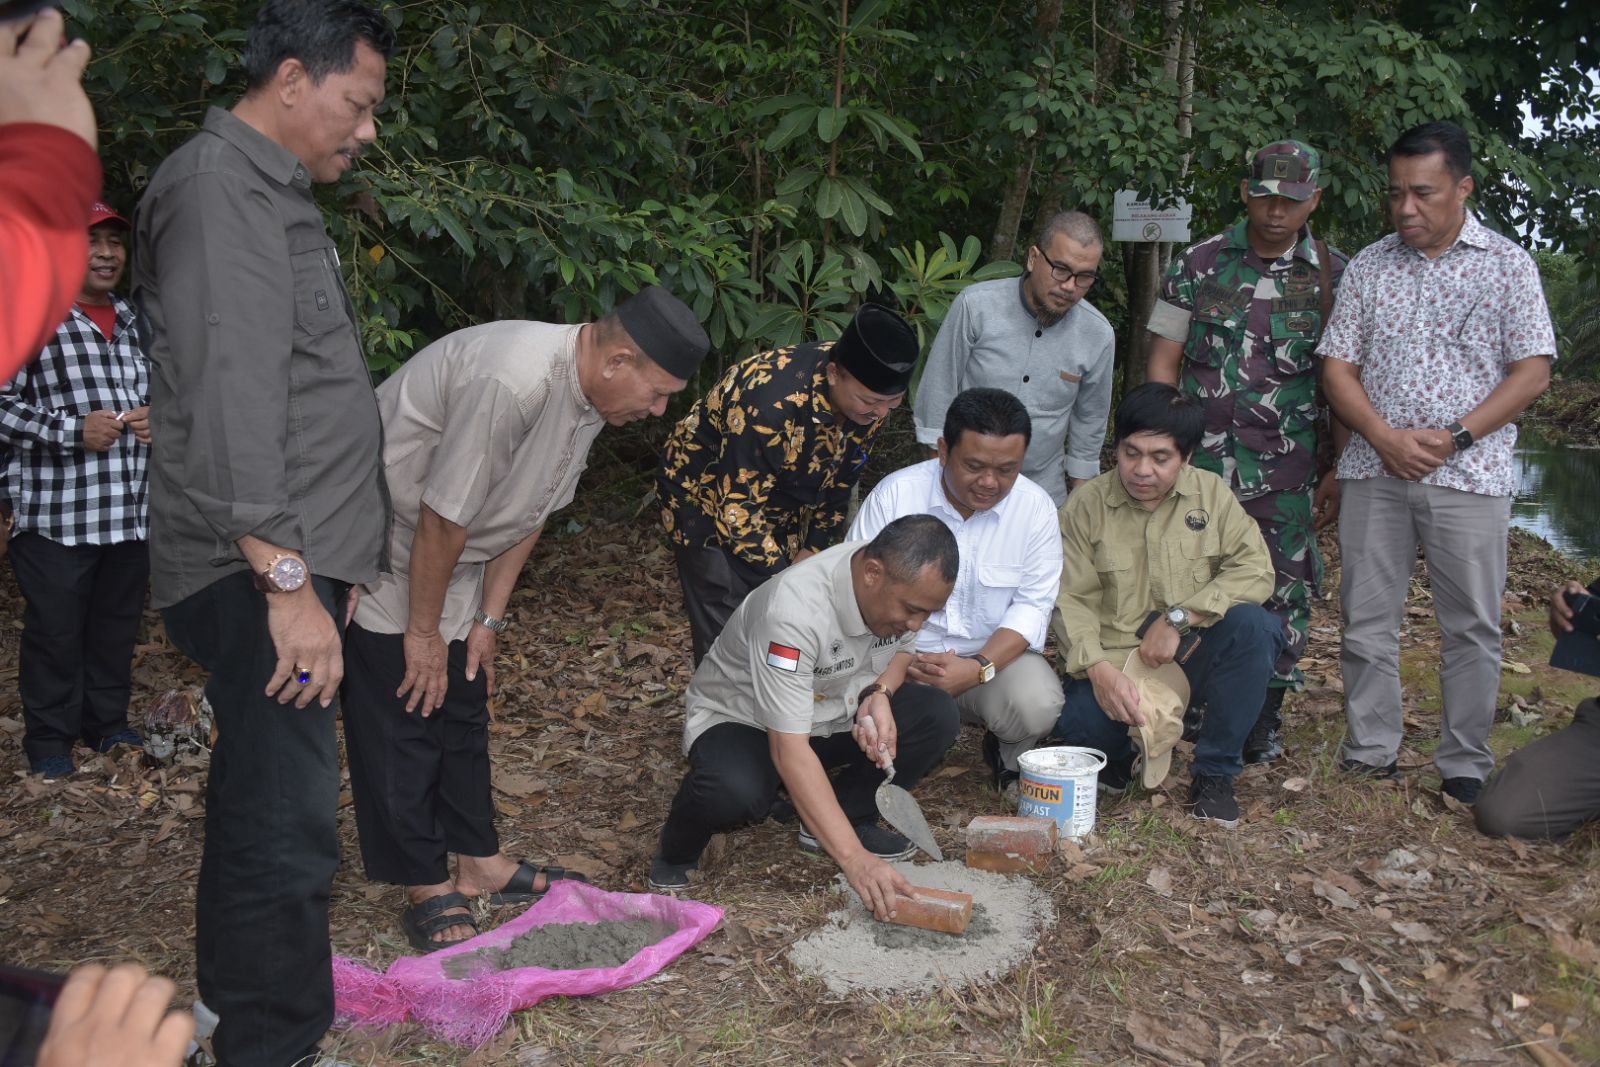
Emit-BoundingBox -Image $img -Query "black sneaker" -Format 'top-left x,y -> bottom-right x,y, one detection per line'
647,856 -> 697,891
1097,761 -> 1132,796
30,754 -> 76,779
1340,758 -> 1400,780
982,730 -> 1021,806
1181,704 -> 1204,744
799,822 -> 916,861
1243,689 -> 1285,765
767,796 -> 799,824
1441,776 -> 1483,804
1186,774 -> 1240,827
95,729 -> 145,753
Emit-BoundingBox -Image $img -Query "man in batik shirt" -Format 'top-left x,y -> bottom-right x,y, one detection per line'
1322,121 -> 1553,805
1145,140 -> 1348,765
659,304 -> 920,664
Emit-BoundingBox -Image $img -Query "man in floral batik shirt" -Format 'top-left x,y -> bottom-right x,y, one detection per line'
1321,121 -> 1554,806
658,304 -> 920,664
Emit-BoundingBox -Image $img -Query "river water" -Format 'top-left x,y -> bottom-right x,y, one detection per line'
1513,427 -> 1600,560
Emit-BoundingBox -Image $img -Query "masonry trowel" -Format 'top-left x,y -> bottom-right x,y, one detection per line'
875,759 -> 943,861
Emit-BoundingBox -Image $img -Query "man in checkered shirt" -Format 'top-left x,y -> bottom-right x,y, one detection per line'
0,200 -> 149,778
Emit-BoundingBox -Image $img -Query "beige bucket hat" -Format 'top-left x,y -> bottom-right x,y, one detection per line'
1121,650 -> 1191,788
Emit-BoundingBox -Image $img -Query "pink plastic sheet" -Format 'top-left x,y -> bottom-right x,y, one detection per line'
333,880 -> 723,1046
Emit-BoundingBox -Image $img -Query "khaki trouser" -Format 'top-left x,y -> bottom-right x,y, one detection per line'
1476,698 -> 1600,840
956,650 -> 1064,771
1338,477 -> 1509,781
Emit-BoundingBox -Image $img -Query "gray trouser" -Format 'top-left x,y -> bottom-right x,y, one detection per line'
1338,477 -> 1509,780
1475,698 -> 1600,840
956,651 -> 1063,771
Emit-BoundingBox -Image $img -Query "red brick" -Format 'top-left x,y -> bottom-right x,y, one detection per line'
965,847 -> 1046,874
966,815 -> 1058,857
887,886 -> 973,934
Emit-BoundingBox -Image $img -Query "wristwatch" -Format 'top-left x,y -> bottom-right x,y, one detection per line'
1447,421 -> 1474,452
252,552 -> 308,594
966,654 -> 996,684
1165,606 -> 1192,636
475,610 -> 509,634
856,682 -> 892,708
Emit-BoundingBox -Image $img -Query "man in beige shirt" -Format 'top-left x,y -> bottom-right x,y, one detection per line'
342,286 -> 709,950
1052,383 -> 1279,827
650,515 -> 960,921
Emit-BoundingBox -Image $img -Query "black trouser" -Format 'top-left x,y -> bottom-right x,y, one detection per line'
657,683 -> 960,865
674,543 -> 770,666
10,532 -> 148,763
341,622 -> 498,885
162,571 -> 347,1067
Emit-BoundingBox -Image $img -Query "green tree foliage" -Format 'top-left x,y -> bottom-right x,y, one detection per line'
69,0 -> 1596,382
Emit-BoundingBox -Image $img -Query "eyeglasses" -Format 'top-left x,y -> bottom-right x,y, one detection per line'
1033,245 -> 1100,288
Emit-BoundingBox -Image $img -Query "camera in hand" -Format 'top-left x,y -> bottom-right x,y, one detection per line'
1551,580 -> 1600,677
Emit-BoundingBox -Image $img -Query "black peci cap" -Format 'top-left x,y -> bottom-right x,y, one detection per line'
831,303 -> 919,395
614,285 -> 711,380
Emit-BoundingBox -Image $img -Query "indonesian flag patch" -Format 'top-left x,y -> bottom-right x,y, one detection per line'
765,642 -> 801,672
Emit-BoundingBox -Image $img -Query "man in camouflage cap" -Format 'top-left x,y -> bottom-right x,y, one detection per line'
1145,139 -> 1349,764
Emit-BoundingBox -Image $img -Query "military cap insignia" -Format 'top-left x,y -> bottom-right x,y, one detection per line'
1273,159 -> 1290,178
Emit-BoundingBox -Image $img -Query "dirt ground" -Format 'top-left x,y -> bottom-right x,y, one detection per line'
4,494 -> 1600,1066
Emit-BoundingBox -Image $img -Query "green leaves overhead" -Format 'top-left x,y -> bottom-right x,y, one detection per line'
76,0 -> 1597,385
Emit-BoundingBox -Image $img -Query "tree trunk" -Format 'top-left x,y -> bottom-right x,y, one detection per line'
987,0 -> 1065,264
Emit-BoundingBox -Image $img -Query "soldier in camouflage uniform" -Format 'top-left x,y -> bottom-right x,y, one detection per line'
1146,140 -> 1348,764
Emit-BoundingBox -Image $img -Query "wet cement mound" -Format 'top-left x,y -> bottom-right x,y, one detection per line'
788,859 -> 1055,994
443,919 -> 670,978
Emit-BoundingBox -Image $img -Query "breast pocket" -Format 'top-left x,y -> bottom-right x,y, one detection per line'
1166,532 -> 1221,604
1268,311 -> 1319,376
1091,542 -> 1137,619
291,248 -> 347,337
977,561 -> 1024,621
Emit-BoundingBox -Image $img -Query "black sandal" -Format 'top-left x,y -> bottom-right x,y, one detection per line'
400,891 -> 479,952
485,860 -> 589,905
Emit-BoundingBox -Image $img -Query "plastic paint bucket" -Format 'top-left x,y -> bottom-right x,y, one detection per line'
1017,746 -> 1107,840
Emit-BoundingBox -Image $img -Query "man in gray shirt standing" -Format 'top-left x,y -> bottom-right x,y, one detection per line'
131,2 -> 394,1063
913,211 -> 1116,507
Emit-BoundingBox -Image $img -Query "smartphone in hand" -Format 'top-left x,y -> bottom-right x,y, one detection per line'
0,963 -> 66,1067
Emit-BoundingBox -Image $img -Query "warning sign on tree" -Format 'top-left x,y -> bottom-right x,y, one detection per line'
1112,190 -> 1193,243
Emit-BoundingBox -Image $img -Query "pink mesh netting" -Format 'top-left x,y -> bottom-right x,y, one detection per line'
333,880 -> 723,1047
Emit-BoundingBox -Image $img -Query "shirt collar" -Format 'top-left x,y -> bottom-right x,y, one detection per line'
1225,218 -> 1322,269
922,457 -> 1009,525
833,546 -> 871,637
1015,273 -> 1072,330
808,342 -> 840,427
562,324 -> 594,415
1104,463 -> 1204,511
1454,210 -> 1495,251
1394,209 -> 1493,260
203,107 -> 312,190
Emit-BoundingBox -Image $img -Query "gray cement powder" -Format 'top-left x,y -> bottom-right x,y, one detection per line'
443,919 -> 670,978
787,859 -> 1055,995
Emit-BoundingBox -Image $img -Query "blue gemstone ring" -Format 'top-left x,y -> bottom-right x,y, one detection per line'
297,669 -> 312,685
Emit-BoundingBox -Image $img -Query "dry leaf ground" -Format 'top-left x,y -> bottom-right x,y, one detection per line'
3,466 -> 1599,1065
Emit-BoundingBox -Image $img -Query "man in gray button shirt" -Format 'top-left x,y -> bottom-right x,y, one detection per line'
913,211 -> 1116,507
131,2 -> 394,1063
341,287 -> 709,951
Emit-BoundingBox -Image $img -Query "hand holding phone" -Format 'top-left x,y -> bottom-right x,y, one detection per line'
34,963 -> 193,1067
0,6 -> 97,150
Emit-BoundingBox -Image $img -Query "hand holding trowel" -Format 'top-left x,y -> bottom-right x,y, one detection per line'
858,708 -> 943,861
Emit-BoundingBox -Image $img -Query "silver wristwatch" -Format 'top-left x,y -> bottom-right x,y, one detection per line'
1165,606 -> 1192,636
474,610 -> 509,634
